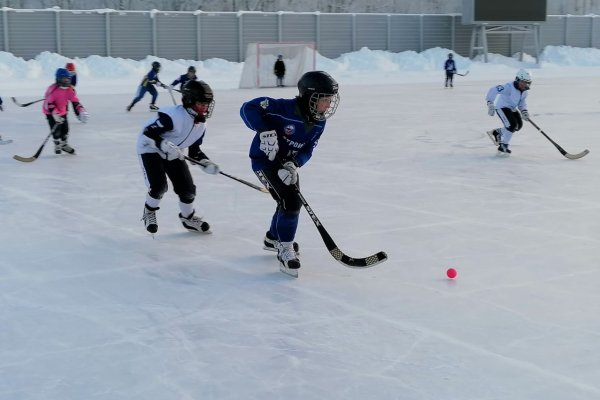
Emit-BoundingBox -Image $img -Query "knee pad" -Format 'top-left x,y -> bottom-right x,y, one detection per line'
280,191 -> 302,212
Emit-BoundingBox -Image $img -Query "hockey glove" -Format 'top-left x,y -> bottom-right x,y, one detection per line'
53,114 -> 65,124
278,161 -> 298,185
197,159 -> 220,175
487,102 -> 495,116
77,111 -> 90,123
159,140 -> 184,161
521,109 -> 530,121
258,130 -> 279,161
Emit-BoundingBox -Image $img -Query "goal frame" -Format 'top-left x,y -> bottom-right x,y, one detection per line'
240,42 -> 317,89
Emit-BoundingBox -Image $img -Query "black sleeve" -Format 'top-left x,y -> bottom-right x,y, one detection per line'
142,112 -> 174,147
188,142 -> 208,162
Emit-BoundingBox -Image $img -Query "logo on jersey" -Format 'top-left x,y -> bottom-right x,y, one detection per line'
260,99 -> 269,109
496,85 -> 504,92
283,124 -> 295,136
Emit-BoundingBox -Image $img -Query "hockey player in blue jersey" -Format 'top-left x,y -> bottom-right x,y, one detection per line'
444,53 -> 456,88
485,68 -> 532,156
240,70 -> 340,274
127,61 -> 166,112
170,66 -> 197,90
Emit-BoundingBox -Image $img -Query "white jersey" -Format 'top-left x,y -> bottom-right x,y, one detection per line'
486,81 -> 528,112
136,105 -> 207,155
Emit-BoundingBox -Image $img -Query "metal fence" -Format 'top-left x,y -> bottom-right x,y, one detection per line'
1,9 -> 599,61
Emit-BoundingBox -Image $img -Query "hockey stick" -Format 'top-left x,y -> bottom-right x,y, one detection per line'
528,119 -> 590,160
11,97 -> 45,107
13,124 -> 60,162
455,70 -> 469,77
167,86 -> 177,105
295,187 -> 388,268
184,155 -> 269,193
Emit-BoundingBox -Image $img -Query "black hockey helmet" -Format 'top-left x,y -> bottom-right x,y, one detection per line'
151,61 -> 161,70
297,71 -> 340,121
188,65 -> 196,73
181,80 -> 215,121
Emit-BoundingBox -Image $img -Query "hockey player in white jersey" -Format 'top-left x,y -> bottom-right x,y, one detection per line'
136,80 -> 220,234
485,68 -> 532,156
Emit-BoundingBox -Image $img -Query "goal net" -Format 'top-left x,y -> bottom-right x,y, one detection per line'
239,42 -> 317,89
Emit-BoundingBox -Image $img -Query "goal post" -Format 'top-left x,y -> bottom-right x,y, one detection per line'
239,42 -> 317,89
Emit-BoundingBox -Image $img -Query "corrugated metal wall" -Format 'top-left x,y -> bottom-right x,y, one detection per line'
0,9 -> 599,62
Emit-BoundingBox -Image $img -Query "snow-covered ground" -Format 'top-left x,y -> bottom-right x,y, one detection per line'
2,46 -> 600,400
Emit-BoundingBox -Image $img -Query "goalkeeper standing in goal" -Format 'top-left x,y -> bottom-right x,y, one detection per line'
240,71 -> 340,273
273,55 -> 286,87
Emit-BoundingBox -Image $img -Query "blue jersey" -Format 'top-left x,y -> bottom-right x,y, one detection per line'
171,73 -> 197,89
444,59 -> 456,72
240,97 -> 326,171
141,69 -> 161,87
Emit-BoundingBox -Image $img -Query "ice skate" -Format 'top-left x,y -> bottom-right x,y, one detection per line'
486,129 -> 500,145
59,139 -> 76,154
126,104 -> 133,112
179,211 -> 210,233
497,143 -> 511,157
54,139 -> 62,154
277,241 -> 301,277
149,104 -> 159,111
142,205 -> 159,234
263,231 -> 299,255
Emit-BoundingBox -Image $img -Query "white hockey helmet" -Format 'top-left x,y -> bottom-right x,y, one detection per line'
515,68 -> 532,83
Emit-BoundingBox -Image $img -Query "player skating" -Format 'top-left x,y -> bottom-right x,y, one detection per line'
136,80 -> 220,235
42,68 -> 89,155
444,53 -> 456,88
485,68 -> 532,156
170,66 -> 197,90
240,71 -> 340,275
127,61 -> 166,112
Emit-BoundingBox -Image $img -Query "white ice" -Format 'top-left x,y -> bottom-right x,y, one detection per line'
2,47 -> 600,400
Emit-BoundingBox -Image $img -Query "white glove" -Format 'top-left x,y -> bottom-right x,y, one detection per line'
198,159 -> 220,175
159,140 -> 184,161
53,114 -> 65,124
258,130 -> 279,161
277,161 -> 298,185
521,109 -> 530,121
487,102 -> 495,116
77,111 -> 89,123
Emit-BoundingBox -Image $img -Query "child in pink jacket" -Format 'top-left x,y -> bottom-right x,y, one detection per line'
42,68 -> 89,154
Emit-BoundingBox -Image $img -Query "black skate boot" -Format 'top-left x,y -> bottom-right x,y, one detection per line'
497,143 -> 511,157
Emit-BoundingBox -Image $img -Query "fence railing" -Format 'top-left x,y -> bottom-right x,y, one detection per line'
1,9 -> 598,61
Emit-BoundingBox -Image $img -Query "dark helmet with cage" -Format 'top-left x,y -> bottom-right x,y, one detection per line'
187,65 -> 196,73
448,53 -> 453,58
55,68 -> 71,87
297,71 -> 340,121
151,61 -> 161,71
181,80 -> 215,122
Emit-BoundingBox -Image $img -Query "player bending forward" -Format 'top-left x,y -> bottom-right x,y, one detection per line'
485,68 -> 532,156
240,71 -> 340,273
136,80 -> 220,234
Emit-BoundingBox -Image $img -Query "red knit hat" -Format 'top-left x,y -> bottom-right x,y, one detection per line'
65,62 -> 76,72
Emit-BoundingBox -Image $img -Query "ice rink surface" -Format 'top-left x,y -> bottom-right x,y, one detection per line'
2,66 -> 600,399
